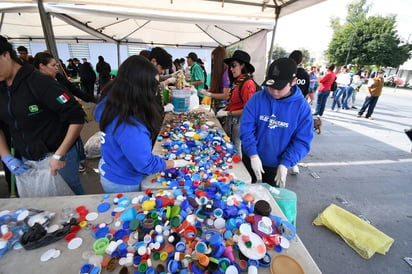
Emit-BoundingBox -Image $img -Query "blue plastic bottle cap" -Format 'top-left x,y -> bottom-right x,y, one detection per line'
97,202 -> 111,213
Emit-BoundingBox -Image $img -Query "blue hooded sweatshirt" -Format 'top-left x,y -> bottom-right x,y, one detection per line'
240,85 -> 314,168
95,98 -> 166,186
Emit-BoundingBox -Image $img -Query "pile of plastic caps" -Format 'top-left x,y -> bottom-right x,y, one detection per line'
153,112 -> 242,188
80,180 -> 296,274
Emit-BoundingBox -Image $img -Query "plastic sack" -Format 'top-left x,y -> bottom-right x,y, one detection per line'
15,156 -> 74,197
188,87 -> 200,111
84,131 -> 102,159
313,203 -> 394,259
261,183 -> 297,226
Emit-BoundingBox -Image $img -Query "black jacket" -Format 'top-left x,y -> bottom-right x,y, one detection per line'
56,73 -> 95,103
0,64 -> 85,160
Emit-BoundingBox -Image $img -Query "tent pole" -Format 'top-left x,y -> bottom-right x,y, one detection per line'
266,6 -> 281,70
37,0 -> 60,63
117,42 -> 121,71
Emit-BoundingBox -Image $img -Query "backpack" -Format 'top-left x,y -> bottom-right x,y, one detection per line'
237,78 -> 261,103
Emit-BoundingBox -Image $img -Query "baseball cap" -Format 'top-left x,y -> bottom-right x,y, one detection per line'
265,58 -> 297,90
186,52 -> 198,61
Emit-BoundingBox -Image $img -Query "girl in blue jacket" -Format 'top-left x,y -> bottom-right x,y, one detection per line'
95,55 -> 191,193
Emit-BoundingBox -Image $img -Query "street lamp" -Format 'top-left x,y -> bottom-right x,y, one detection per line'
345,21 -> 356,66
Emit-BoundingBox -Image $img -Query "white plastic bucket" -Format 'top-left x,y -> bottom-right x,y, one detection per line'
171,89 -> 191,113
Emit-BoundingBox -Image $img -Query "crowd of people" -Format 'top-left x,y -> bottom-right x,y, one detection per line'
11,36 -> 391,197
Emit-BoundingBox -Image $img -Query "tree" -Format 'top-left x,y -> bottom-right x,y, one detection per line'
326,1 -> 411,68
271,44 -> 287,60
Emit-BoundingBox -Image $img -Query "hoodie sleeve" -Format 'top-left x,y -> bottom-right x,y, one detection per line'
30,71 -> 85,124
117,122 -> 166,175
279,102 -> 314,167
240,93 -> 259,157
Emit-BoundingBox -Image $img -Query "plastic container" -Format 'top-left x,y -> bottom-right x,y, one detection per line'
172,89 -> 191,113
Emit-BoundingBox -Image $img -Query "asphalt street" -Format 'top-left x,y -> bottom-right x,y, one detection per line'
1,85 -> 411,273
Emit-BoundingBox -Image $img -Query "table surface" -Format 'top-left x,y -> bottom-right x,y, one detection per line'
0,184 -> 321,274
141,107 -> 251,190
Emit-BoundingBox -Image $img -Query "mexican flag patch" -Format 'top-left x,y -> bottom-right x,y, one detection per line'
56,93 -> 70,104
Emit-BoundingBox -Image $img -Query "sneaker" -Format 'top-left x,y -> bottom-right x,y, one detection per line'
367,117 -> 374,120
79,161 -> 87,172
356,114 -> 361,118
290,165 -> 299,175
351,106 -> 357,109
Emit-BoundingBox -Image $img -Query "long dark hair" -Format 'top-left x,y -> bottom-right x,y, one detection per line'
210,46 -> 228,94
0,35 -> 23,65
99,55 -> 162,138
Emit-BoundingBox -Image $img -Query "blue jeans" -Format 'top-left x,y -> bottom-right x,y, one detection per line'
343,86 -> 354,109
331,86 -> 345,110
57,144 -> 85,195
100,176 -> 141,193
313,90 -> 331,116
358,96 -> 379,118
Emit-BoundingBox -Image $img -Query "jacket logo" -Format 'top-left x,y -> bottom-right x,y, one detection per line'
28,105 -> 39,113
56,93 -> 70,104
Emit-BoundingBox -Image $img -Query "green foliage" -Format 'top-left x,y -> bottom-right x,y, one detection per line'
327,2 -> 412,68
271,44 -> 287,60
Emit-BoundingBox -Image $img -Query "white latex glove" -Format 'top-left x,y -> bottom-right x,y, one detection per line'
164,103 -> 174,112
275,164 -> 288,188
216,109 -> 229,118
199,89 -> 211,97
250,155 -> 264,181
167,77 -> 176,84
173,160 -> 193,168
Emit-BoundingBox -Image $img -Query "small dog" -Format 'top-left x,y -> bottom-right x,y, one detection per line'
314,117 -> 322,134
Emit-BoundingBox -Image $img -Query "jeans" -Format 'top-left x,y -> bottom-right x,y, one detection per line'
331,86 -> 345,110
100,176 -> 141,193
223,116 -> 242,157
242,152 -> 278,185
57,144 -> 85,195
313,90 -> 331,116
343,86 -> 354,109
358,96 -> 379,118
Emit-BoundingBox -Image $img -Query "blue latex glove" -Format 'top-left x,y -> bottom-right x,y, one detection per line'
1,155 -> 30,175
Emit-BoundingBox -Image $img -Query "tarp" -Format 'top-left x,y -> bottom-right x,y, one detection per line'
0,0 -> 325,48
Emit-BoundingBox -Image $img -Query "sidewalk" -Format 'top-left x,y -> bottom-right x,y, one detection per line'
286,86 -> 412,273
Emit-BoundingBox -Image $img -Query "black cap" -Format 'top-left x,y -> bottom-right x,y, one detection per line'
67,58 -> 73,62
224,50 -> 255,73
265,58 -> 297,90
73,58 -> 79,62
186,52 -> 198,61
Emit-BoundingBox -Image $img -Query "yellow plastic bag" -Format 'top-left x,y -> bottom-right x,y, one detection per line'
201,95 -> 211,105
313,203 -> 394,259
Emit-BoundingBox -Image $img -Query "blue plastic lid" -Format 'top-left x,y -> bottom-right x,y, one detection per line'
97,202 -> 111,213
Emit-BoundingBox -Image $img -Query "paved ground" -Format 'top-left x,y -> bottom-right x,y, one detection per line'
1,86 -> 411,273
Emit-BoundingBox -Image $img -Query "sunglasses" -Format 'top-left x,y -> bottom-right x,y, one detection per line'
230,63 -> 238,69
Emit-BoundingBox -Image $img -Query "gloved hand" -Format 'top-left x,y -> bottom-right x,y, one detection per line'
173,160 -> 193,168
164,103 -> 174,112
1,155 -> 30,176
167,77 -> 176,85
199,89 -> 211,97
216,109 -> 229,118
250,155 -> 264,181
275,164 -> 288,188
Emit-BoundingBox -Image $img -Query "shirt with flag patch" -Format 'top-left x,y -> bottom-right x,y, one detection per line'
56,93 -> 71,104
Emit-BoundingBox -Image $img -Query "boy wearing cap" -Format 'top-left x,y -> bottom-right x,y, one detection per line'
186,52 -> 205,98
240,58 -> 314,188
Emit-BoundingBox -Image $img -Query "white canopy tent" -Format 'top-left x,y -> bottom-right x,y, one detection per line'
0,0 -> 325,81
